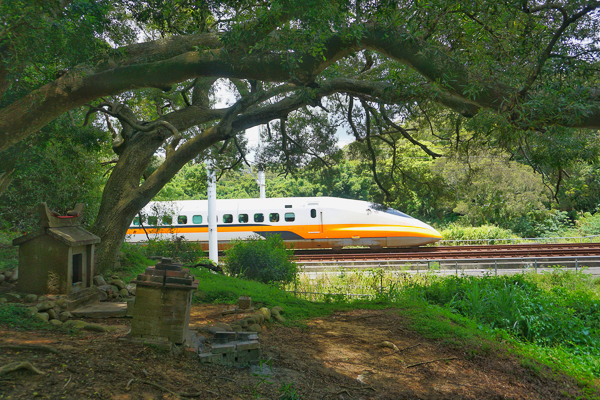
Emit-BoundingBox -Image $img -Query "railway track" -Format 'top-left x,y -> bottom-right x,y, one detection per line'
294,242 -> 600,262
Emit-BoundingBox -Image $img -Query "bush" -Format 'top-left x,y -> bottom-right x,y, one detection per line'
440,224 -> 517,244
142,235 -> 205,265
223,234 -> 297,285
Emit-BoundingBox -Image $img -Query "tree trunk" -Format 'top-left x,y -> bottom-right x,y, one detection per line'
91,133 -> 164,272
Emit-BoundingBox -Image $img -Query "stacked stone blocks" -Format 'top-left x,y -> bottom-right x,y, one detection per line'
130,258 -> 198,345
200,331 -> 260,365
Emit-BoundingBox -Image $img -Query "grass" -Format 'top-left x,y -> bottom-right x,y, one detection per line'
0,303 -> 54,331
104,242 -> 600,392
0,231 -> 19,271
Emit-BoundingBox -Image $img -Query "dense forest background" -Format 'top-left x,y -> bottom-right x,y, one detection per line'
2,110 -> 600,240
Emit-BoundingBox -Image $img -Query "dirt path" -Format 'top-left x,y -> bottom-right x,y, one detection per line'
0,305 -> 592,399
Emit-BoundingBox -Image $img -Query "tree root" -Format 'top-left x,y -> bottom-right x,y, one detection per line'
0,361 -> 45,375
0,344 -> 60,354
406,357 -> 457,368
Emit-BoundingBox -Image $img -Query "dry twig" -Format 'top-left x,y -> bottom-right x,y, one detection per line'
406,357 -> 457,368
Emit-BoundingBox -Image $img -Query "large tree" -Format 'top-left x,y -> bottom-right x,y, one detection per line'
1,0 -> 599,270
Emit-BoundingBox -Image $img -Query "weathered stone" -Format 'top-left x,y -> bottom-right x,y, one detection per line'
126,283 -> 136,296
211,343 -> 235,354
0,297 -> 6,303
27,306 -> 38,316
248,324 -> 262,333
214,332 -> 237,343
239,319 -> 249,328
83,323 -> 107,333
251,313 -> 264,324
69,320 -> 89,329
258,307 -> 271,321
72,302 -> 128,318
119,288 -> 129,298
65,288 -> 100,311
98,290 -> 108,302
243,317 -> 256,326
37,296 -> 47,302
56,298 -> 68,308
109,293 -> 119,300
0,274 -> 4,284
36,301 -> 55,311
8,269 -> 18,282
271,306 -> 283,315
109,279 -> 126,291
59,311 -> 72,322
214,322 -> 232,331
4,293 -> 21,301
236,341 -> 260,351
47,309 -> 57,320
24,294 -> 38,303
34,312 -> 49,322
230,324 -> 243,332
274,314 -> 286,323
93,275 -> 107,286
125,299 -> 135,317
206,326 -> 225,335
49,319 -> 63,327
237,332 -> 259,341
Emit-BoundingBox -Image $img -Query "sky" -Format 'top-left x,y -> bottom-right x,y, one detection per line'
213,80 -> 354,162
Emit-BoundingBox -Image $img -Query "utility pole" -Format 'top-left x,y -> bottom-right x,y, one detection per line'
207,159 -> 218,263
258,171 -> 266,199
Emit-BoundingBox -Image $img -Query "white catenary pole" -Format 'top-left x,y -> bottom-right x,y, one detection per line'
207,159 -> 218,263
258,170 -> 266,199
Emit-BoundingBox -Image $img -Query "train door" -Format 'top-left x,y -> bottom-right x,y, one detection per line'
307,203 -> 323,234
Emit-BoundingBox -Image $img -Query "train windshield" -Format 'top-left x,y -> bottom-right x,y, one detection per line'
385,208 -> 414,219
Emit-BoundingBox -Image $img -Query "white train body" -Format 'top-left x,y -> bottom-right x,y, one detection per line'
126,197 -> 442,249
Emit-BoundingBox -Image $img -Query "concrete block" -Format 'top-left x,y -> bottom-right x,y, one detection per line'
236,341 -> 260,351
237,332 -> 259,341
214,332 -> 237,344
211,343 -> 235,354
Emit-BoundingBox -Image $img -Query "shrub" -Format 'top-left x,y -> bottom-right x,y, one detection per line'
440,224 -> 517,245
223,234 -> 297,285
142,235 -> 205,265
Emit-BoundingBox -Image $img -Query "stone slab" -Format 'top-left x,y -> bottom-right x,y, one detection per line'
72,302 -> 128,318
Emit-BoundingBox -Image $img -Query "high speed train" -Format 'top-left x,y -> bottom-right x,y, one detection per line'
126,197 -> 442,250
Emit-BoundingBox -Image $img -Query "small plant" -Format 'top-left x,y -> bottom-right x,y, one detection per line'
224,234 -> 297,285
279,382 -> 301,400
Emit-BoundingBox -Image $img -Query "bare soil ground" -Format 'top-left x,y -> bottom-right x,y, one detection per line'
0,304 -> 595,399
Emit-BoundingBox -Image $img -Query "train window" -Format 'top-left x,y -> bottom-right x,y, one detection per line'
269,213 -> 279,222
239,214 -> 248,223
285,212 -> 295,222
162,216 -> 172,225
254,213 -> 264,223
177,215 -> 187,224
285,205 -> 292,208
133,216 -> 140,226
193,215 -> 202,224
148,216 -> 158,226
223,214 -> 233,223
310,209 -> 317,218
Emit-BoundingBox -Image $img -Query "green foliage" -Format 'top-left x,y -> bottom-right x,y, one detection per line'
224,235 -> 298,285
142,236 -> 205,265
440,224 -> 517,244
116,242 -> 156,279
403,273 -> 600,379
0,231 -> 18,271
0,115 -> 110,231
0,303 -> 51,331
